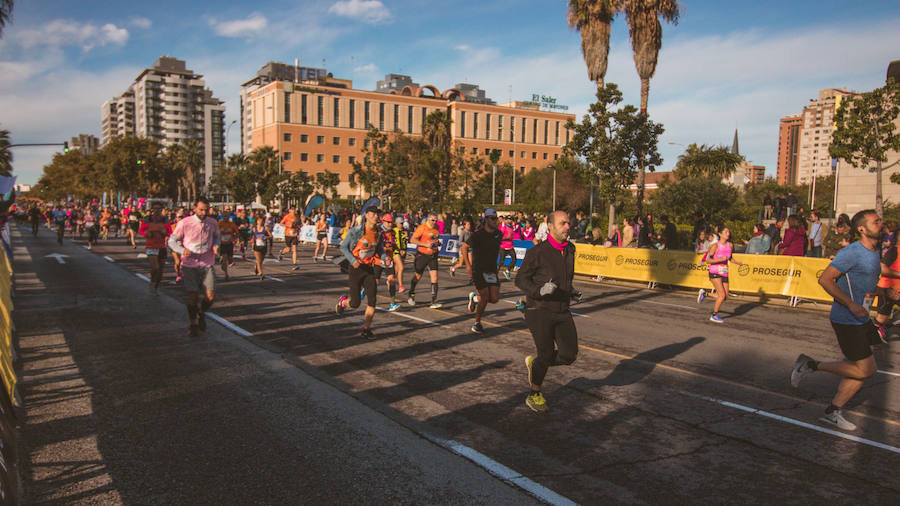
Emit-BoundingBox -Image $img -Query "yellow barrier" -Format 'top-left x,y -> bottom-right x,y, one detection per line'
0,245 -> 13,404
575,244 -> 832,302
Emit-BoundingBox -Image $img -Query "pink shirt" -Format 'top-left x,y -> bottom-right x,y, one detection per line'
167,215 -> 220,268
499,223 -> 514,249
708,240 -> 732,276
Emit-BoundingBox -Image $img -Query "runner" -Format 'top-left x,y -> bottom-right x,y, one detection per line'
515,210 -> 582,413
335,206 -> 384,339
100,207 -> 112,240
139,202 -> 172,294
84,207 -> 99,249
408,212 -> 443,309
313,214 -> 330,262
235,208 -> 251,260
28,205 -> 41,237
393,216 -> 409,293
279,205 -> 301,269
167,197 -> 220,338
462,209 -> 503,334
218,215 -> 239,281
126,206 -> 142,248
701,225 -> 744,323
170,209 -> 184,283
449,219 -> 473,280
498,215 -> 517,280
251,212 -> 271,281
874,231 -> 900,341
375,213 -> 401,312
51,205 -> 67,245
791,210 -> 884,431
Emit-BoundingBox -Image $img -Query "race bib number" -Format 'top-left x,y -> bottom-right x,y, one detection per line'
381,257 -> 394,268
719,265 -> 729,276
145,248 -> 158,256
482,273 -> 498,284
255,238 -> 266,247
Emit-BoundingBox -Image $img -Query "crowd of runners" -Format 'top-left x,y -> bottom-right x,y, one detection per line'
16,199 -> 897,425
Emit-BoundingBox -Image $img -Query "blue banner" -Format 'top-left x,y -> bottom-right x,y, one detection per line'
402,235 -> 534,264
498,240 -> 535,268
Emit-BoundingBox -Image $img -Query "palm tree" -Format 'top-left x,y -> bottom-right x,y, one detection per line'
0,129 -> 12,177
674,143 -> 743,180
567,0 -> 623,90
0,0 -> 14,39
177,138 -> 204,204
624,0 -> 680,216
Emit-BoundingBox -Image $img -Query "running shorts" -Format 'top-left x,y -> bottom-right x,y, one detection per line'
876,295 -> 897,316
349,264 -> 377,308
220,243 -> 234,256
253,245 -> 267,253
414,252 -> 438,274
317,232 -> 328,240
830,320 -> 877,361
182,266 -> 215,293
708,273 -> 729,281
129,222 -> 140,232
284,236 -> 298,247
473,270 -> 500,291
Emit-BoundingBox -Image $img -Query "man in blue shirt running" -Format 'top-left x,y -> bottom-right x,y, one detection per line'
791,210 -> 884,431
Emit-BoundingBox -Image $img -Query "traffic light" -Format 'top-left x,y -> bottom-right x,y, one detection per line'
137,158 -> 145,165
63,141 -> 69,153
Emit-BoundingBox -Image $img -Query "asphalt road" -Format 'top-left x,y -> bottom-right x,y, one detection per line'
16,225 -> 900,503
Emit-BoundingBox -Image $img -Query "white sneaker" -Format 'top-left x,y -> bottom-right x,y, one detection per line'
697,289 -> 706,304
429,301 -> 443,309
790,354 -> 815,388
819,409 -> 856,431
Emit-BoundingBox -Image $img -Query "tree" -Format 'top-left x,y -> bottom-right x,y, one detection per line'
247,145 -> 280,204
565,83 -> 664,229
0,129 -> 11,176
315,170 -> 340,201
624,0 -> 680,217
567,0 -> 622,90
0,0 -> 13,39
673,143 -> 743,180
212,153 -> 257,204
176,138 -> 204,203
830,79 -> 900,216
651,176 -> 741,225
280,172 -> 315,209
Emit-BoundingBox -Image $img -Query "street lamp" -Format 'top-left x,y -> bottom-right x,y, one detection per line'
548,163 -> 556,211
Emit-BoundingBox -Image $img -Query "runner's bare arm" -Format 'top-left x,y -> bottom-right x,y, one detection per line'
818,265 -> 867,317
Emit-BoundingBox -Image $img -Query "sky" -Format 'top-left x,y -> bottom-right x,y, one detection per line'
2,0 -> 899,186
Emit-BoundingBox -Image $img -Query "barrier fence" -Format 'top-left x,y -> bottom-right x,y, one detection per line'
0,229 -> 20,503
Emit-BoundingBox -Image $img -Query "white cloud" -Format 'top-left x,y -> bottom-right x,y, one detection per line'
15,19 -> 130,51
354,63 -> 377,73
328,0 -> 391,24
454,44 -> 470,51
130,17 -> 152,30
210,13 -> 268,38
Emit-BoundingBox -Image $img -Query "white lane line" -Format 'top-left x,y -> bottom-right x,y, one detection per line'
265,275 -> 286,283
423,434 -> 576,506
205,312 -> 253,337
877,370 -> 900,378
103,256 -> 115,262
135,273 -> 150,282
682,391 -> 900,455
502,299 -> 589,318
81,245 -> 90,249
377,307 -> 445,326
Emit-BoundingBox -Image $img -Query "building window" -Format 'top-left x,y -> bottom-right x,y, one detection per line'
473,112 -> 479,138
284,92 -> 291,123
421,107 -> 426,131
486,114 -> 491,140
364,138 -> 370,148
532,152 -> 537,159
460,111 -> 466,137
349,99 -> 355,129
407,106 -> 413,134
554,153 -> 559,160
317,135 -> 324,144
317,96 -> 324,125
332,155 -> 340,163
521,117 -> 526,143
365,101 -> 370,128
349,156 -> 356,165
521,150 -> 525,158
283,152 -> 292,160
348,138 -> 356,146
333,136 -> 340,145
533,119 -> 538,144
317,154 -> 324,162
543,152 -> 548,160
393,104 -> 399,130
484,148 -> 490,155
333,98 -> 340,127
300,134 -> 308,143
348,173 -> 355,183
471,147 -> 477,154
379,103 -> 385,131
555,122 -> 559,145
283,133 -> 291,142
544,120 -> 548,144
498,115 -> 503,139
301,153 -> 308,161
509,150 -> 514,157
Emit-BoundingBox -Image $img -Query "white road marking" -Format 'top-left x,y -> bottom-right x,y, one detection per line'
137,253 -> 147,258
44,253 -> 68,264
502,299 -> 589,318
265,275 -> 285,283
205,312 -> 253,337
377,307 -> 443,326
682,391 -> 900,455
103,256 -> 114,262
877,369 -> 900,378
81,245 -> 90,249
423,434 -> 576,506
135,273 -> 150,282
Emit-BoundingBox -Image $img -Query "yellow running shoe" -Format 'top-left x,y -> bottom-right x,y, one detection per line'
525,391 -> 548,413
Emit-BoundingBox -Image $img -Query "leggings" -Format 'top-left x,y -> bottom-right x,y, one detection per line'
349,264 -> 377,308
524,308 -> 578,386
498,248 -> 517,270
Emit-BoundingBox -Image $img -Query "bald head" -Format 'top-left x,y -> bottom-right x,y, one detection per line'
548,211 -> 570,243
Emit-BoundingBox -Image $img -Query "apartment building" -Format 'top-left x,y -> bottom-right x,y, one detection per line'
796,88 -> 856,184
69,134 -> 100,155
101,56 -> 226,189
246,77 -> 574,198
776,115 -> 801,185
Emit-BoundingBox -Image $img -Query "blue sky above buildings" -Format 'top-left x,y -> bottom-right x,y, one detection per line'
2,0 -> 899,185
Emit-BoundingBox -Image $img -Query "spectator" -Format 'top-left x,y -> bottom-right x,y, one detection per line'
607,223 -> 621,247
785,191 -> 798,217
763,194 -> 773,220
765,219 -> 784,254
822,216 -> 851,259
589,228 -> 605,245
775,194 -> 785,220
694,229 -> 714,256
621,217 -> 635,247
659,215 -> 678,250
806,211 -> 824,257
521,220 -> 536,241
637,216 -> 654,248
778,215 -> 806,256
882,220 -> 898,254
534,215 -> 549,244
745,223 -> 771,254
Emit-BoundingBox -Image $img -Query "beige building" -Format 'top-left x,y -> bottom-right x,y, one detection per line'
797,88 -> 857,184
835,114 -> 900,216
69,134 -> 100,155
101,57 -> 226,190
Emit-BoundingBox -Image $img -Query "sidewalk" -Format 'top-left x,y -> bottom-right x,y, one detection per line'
13,227 -> 536,504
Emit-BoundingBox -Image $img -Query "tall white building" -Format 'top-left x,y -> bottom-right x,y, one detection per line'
796,88 -> 856,184
101,56 -> 226,190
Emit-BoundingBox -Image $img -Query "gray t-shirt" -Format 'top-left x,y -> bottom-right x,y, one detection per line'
828,241 -> 881,325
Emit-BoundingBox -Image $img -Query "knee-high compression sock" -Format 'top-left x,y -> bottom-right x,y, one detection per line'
200,298 -> 212,313
409,276 -> 419,295
389,282 -> 397,298
187,304 -> 199,323
431,283 -> 438,302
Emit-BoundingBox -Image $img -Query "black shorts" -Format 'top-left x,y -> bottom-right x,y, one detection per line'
253,245 -> 267,253
414,252 -> 438,274
349,264 -> 377,308
284,236 -> 298,247
220,243 -> 234,256
708,273 -> 729,281
129,222 -> 139,231
317,232 -> 328,240
473,271 -> 500,291
877,295 -> 897,316
831,320 -> 877,361
373,264 -> 394,280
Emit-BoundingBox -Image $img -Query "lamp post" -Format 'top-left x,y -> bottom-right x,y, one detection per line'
548,163 -> 556,211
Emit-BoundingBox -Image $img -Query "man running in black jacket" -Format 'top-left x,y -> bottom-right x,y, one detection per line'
515,210 -> 582,412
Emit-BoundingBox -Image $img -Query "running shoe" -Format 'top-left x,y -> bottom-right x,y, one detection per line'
175,275 -> 183,283
515,299 -> 526,312
467,292 -> 477,313
875,322 -> 889,344
429,301 -> 443,309
697,289 -> 706,304
503,269 -> 511,281
198,312 -> 206,331
292,265 -> 300,271
790,353 -> 815,388
397,285 -> 406,294
449,265 -> 456,277
471,322 -> 484,334
360,288 -> 366,300
335,296 -> 348,315
313,255 -> 319,263
407,294 -> 415,306
278,253 -> 283,262
709,313 -> 724,323
361,327 -> 376,340
387,303 -> 401,312
525,355 -> 535,386
525,391 -> 549,413
819,409 -> 856,431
